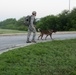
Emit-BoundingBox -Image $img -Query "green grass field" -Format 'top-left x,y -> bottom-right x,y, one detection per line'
0,29 -> 26,34
0,39 -> 76,75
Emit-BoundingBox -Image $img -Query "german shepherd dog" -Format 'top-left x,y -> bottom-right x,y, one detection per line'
38,29 -> 56,40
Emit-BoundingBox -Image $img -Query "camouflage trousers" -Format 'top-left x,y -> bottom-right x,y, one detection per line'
26,27 -> 36,42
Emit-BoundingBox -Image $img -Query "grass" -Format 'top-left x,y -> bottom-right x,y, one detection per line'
0,39 -> 76,75
0,29 -> 26,34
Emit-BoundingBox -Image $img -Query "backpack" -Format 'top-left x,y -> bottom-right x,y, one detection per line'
24,15 -> 31,26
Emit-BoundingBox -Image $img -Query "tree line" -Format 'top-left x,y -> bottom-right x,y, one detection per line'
0,8 -> 76,31
0,17 -> 28,31
37,8 -> 76,31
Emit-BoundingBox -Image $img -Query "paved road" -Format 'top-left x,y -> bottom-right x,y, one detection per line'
0,33 -> 76,54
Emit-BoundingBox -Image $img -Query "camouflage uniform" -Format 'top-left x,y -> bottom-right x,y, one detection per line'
26,15 -> 36,43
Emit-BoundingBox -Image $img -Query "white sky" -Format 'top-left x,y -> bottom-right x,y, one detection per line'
0,0 -> 76,21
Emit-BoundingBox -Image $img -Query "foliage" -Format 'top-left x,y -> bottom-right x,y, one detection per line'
37,8 -> 76,31
37,15 -> 58,30
0,39 -> 76,75
0,17 -> 28,31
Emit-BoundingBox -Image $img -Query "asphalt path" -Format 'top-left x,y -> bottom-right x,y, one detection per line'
0,33 -> 76,54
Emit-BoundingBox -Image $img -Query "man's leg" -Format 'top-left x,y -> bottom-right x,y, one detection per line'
31,28 -> 36,43
26,29 -> 31,43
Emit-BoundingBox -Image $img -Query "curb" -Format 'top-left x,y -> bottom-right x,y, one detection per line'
56,31 -> 76,34
0,33 -> 27,36
0,43 -> 33,54
0,31 -> 76,36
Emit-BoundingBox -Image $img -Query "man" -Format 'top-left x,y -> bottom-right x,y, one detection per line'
26,11 -> 37,43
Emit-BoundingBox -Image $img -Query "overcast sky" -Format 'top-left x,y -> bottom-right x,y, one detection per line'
0,0 -> 76,21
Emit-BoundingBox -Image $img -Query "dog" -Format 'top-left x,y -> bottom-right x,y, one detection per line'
38,29 -> 56,40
